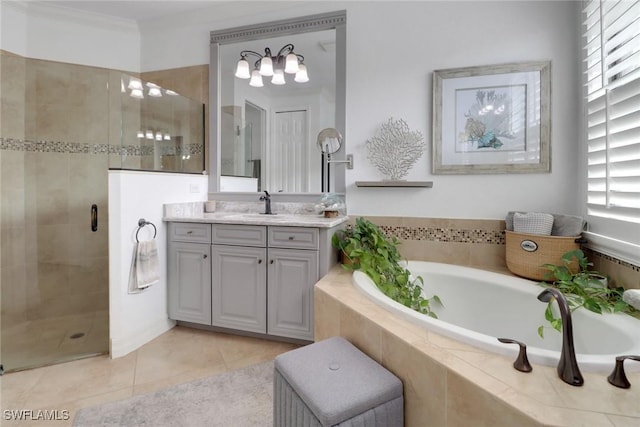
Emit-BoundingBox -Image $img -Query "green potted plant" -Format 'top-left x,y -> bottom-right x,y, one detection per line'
537,249 -> 635,337
332,217 -> 441,317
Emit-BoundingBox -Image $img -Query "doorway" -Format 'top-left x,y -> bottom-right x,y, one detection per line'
268,109 -> 309,193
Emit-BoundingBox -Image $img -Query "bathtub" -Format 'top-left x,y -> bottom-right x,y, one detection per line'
352,261 -> 640,373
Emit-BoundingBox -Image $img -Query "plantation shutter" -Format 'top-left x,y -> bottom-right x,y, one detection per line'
583,0 -> 640,247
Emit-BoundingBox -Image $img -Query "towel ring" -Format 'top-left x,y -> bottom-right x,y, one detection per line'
136,218 -> 157,242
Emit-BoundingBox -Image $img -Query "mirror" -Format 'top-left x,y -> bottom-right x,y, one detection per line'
210,11 -> 347,194
316,128 -> 343,154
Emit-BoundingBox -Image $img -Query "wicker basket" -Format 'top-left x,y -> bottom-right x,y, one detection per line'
505,231 -> 581,281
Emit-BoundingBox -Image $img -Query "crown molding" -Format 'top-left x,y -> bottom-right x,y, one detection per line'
22,1 -> 139,33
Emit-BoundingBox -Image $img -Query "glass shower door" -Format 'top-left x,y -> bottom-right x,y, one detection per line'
0,54 -> 110,372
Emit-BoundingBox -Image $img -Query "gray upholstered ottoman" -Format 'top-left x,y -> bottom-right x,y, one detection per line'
274,336 -> 403,427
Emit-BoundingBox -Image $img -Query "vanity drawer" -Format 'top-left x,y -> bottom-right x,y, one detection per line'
212,224 -> 267,247
268,226 -> 319,250
169,222 -> 212,243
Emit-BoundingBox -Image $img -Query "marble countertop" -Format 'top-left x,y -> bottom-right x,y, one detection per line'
163,211 -> 349,228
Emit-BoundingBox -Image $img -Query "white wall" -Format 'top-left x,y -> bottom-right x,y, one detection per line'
140,1 -> 582,220
344,1 -> 582,219
4,1 -> 583,220
0,1 -> 140,72
108,171 -> 207,358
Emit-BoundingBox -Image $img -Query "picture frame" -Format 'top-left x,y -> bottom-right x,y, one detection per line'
432,61 -> 550,174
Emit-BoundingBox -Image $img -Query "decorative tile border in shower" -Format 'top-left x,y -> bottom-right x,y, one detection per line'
0,136 -> 203,157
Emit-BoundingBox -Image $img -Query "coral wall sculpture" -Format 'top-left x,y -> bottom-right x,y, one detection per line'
365,117 -> 425,180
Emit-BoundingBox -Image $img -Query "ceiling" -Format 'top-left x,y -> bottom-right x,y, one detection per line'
44,1 -> 219,22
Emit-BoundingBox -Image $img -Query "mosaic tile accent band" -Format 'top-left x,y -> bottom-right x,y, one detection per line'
584,248 -> 640,273
0,137 -> 203,156
379,225 -> 505,245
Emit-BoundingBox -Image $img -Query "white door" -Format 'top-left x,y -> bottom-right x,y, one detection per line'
269,109 -> 308,192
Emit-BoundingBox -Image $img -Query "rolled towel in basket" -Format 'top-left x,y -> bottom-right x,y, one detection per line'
551,214 -> 587,237
513,212 -> 554,235
506,211 -> 586,236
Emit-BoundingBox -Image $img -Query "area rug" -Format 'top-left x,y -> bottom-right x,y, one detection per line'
74,361 -> 274,427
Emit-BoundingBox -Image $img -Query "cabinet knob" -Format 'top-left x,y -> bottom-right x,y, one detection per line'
258,259 -> 262,264
203,254 -> 208,259
187,230 -> 193,234
288,236 -> 294,240
270,260 -> 274,264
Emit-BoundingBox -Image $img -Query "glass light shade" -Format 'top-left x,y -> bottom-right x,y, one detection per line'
284,53 -> 299,74
165,90 -> 178,96
249,70 -> 264,87
136,130 -> 144,138
130,89 -> 144,99
148,87 -> 162,97
294,64 -> 309,83
234,59 -> 251,79
271,69 -> 286,85
164,133 -> 171,140
145,131 -> 154,140
155,132 -> 163,141
128,78 -> 143,90
259,56 -> 273,76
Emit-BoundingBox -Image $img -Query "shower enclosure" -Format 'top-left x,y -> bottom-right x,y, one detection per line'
0,51 -> 204,372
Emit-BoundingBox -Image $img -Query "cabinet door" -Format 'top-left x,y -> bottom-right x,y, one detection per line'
167,241 -> 211,324
267,248 -> 318,340
211,245 -> 267,333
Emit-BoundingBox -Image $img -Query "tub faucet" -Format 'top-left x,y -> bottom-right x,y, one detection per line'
259,190 -> 273,215
537,288 -> 584,386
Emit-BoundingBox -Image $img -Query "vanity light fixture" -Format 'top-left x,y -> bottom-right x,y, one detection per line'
235,44 -> 309,87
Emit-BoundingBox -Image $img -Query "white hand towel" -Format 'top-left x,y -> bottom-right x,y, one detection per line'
128,240 -> 160,294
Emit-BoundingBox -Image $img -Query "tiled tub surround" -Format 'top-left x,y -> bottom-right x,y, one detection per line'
355,216 -> 640,291
315,267 -> 640,427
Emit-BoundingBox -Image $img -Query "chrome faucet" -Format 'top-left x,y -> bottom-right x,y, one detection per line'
537,288 -> 584,386
259,190 -> 273,215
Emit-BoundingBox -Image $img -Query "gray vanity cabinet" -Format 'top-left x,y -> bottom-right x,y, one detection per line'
167,223 -> 212,325
167,220 -> 340,342
267,247 -> 318,340
211,226 -> 267,334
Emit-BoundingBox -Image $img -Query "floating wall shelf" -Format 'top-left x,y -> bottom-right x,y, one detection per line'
355,181 -> 433,188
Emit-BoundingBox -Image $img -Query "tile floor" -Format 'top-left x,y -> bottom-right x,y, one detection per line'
0,326 -> 300,427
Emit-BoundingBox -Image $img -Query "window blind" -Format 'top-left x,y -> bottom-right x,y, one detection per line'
583,0 -> 640,250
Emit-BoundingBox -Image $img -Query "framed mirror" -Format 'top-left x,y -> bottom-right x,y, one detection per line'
209,11 -> 346,195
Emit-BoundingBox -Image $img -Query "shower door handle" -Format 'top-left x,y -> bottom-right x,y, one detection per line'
91,204 -> 98,232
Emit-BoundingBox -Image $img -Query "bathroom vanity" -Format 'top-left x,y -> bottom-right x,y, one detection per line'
165,211 -> 347,342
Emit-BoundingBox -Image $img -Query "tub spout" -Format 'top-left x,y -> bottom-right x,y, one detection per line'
537,288 -> 584,386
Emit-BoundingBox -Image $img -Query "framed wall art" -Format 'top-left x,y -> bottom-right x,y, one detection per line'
432,61 -> 550,174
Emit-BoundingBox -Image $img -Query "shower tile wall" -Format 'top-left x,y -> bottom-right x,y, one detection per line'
1,51 -> 112,369
142,65 -> 208,172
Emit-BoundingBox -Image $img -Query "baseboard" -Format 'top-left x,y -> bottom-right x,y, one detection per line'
110,318 -> 176,359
